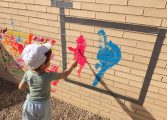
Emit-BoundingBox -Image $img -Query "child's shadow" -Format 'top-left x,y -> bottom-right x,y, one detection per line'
100,80 -> 155,120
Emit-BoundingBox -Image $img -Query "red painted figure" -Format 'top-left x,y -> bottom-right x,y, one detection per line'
68,35 -> 87,77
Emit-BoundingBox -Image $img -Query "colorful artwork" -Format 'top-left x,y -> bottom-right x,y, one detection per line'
92,29 -> 121,87
0,28 -> 56,75
68,35 -> 87,77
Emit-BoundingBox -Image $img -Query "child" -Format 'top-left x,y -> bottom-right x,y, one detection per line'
18,43 -> 77,120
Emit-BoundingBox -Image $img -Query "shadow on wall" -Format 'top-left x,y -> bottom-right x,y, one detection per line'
100,81 -> 155,120
86,58 -> 155,119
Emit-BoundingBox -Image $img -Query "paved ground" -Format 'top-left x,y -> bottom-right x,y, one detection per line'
0,79 -> 109,120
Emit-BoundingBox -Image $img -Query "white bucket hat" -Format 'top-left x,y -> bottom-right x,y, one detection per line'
21,43 -> 51,69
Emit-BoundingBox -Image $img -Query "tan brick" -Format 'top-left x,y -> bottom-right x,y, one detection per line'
15,0 -> 34,4
157,60 -> 167,68
47,20 -> 60,28
71,96 -> 90,105
126,91 -> 139,99
72,0 -> 95,2
82,105 -> 100,114
69,23 -> 95,33
104,74 -> 130,84
154,99 -> 167,108
164,38 -> 167,45
47,6 -> 59,14
129,80 -> 143,89
20,22 -> 38,29
81,95 -> 100,104
110,5 -> 144,15
0,13 -> 11,19
151,110 -> 167,120
30,29 -> 50,37
126,15 -> 162,26
1,7 -> 17,14
81,3 -> 109,12
136,41 -> 154,50
70,9 -> 95,18
38,25 -> 59,33
29,17 -> 48,25
145,97 -> 155,103
148,85 -> 159,93
121,60 -> 148,71
18,10 -> 36,17
161,45 -> 167,53
85,46 -> 99,53
65,9 -> 70,16
34,0 -> 51,6
159,53 -> 167,61
161,19 -> 167,27
115,82 -> 141,93
0,1 -> 8,7
1,0 -> 15,2
151,80 -> 167,89
66,30 -> 80,37
162,76 -> 167,83
115,71 -> 144,82
36,12 -> 58,20
11,15 -> 28,22
159,88 -> 167,96
73,2 -> 81,9
121,52 -> 134,61
14,26 -> 30,33
27,4 -> 46,12
148,91 -> 167,102
121,46 -> 152,57
131,68 -> 146,77
96,12 -> 126,22
152,74 -> 163,81
68,90 -> 81,98
9,2 -> 26,9
81,32 -> 99,40
113,65 -> 131,73
133,55 -> 150,64
123,32 -> 156,43
154,67 -> 167,75
96,0 -> 128,5
144,102 -> 167,112
128,0 -> 166,8
144,8 -> 167,18
90,102 -> 110,112
111,37 -> 137,47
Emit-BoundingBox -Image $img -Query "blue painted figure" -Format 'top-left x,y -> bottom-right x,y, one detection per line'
92,29 -> 121,86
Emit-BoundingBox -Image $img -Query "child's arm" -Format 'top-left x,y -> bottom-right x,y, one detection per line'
18,81 -> 28,90
62,61 -> 77,79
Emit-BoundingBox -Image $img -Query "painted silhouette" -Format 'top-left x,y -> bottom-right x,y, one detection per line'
68,35 -> 87,77
92,29 -> 121,86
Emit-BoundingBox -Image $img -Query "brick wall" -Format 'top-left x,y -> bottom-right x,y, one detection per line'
0,0 -> 167,120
